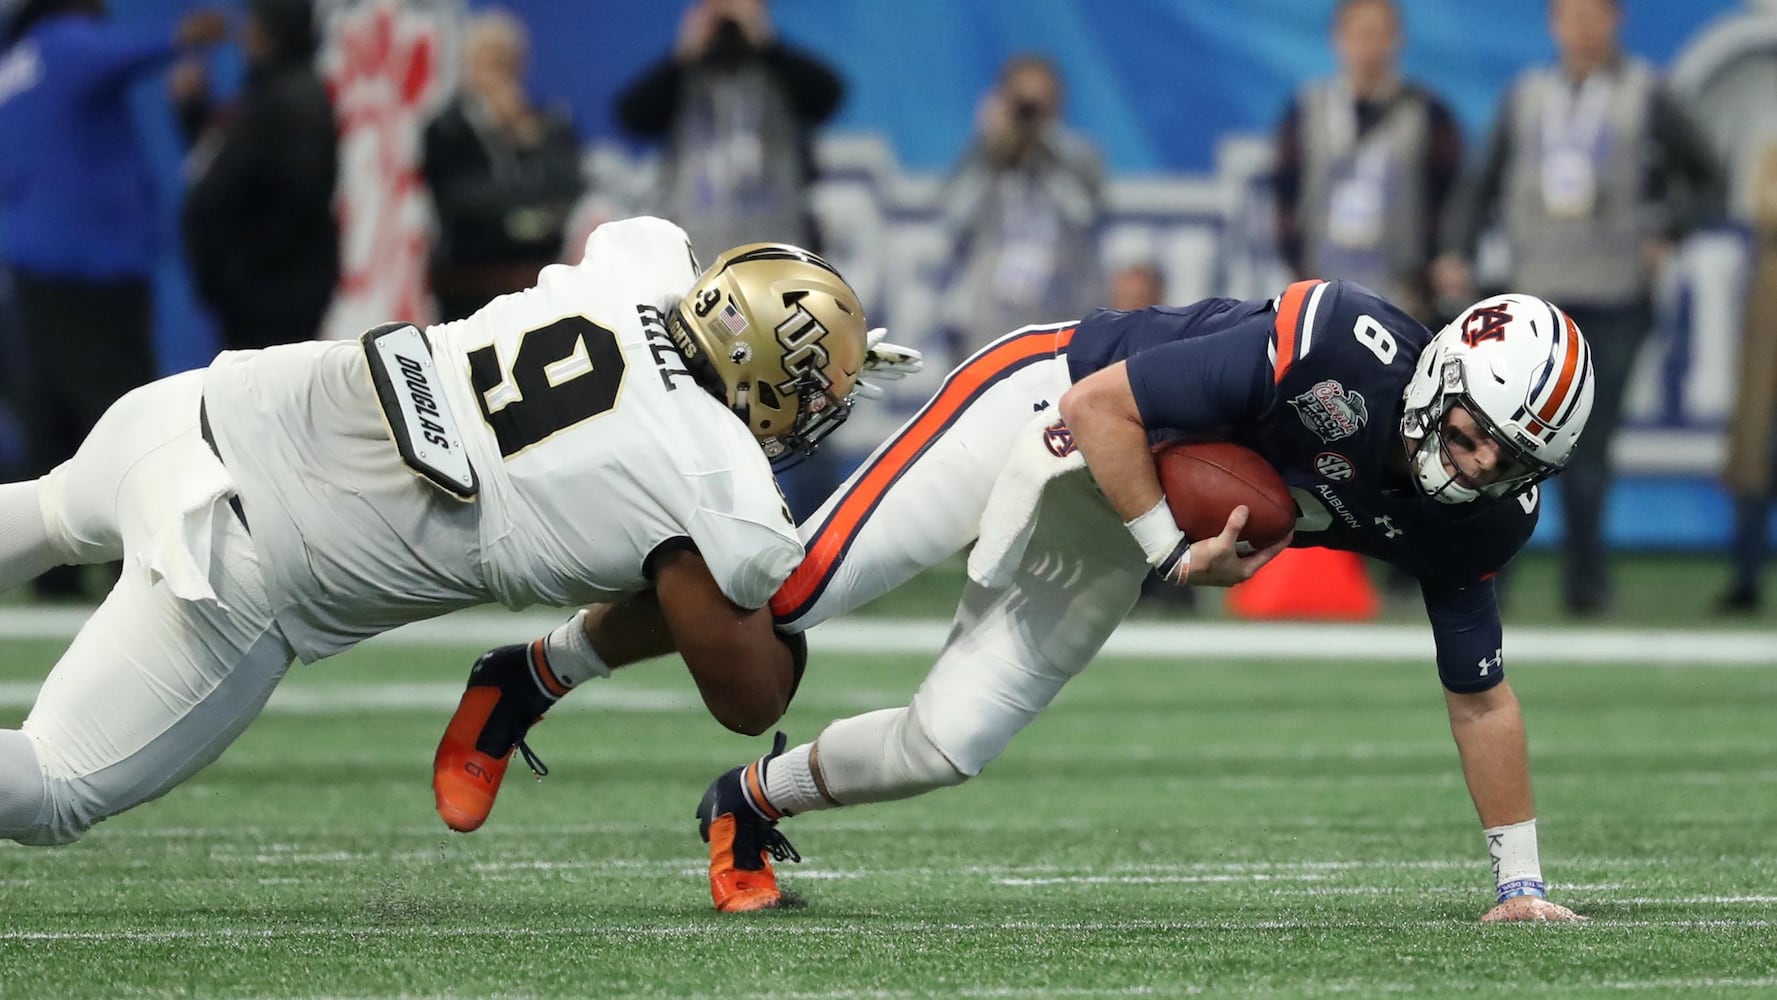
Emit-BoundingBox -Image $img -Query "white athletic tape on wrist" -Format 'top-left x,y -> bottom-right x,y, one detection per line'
1484,818 -> 1545,902
1125,500 -> 1191,583
1126,500 -> 1186,563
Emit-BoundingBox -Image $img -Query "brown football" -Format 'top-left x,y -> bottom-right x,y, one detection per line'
1153,441 -> 1296,548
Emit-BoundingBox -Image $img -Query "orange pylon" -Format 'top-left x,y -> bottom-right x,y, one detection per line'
1225,547 -> 1381,620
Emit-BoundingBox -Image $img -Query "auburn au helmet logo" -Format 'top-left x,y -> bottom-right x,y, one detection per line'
1461,303 -> 1512,347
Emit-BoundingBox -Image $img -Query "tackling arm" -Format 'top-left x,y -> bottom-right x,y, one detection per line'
587,548 -> 798,736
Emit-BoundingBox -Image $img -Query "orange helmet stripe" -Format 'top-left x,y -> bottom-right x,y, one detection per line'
1535,312 -> 1584,425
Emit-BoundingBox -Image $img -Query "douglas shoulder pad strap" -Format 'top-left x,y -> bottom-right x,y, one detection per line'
362,322 -> 479,499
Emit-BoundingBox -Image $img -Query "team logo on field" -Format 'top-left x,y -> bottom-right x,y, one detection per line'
1290,380 -> 1369,442
1314,452 -> 1354,481
1043,419 -> 1077,458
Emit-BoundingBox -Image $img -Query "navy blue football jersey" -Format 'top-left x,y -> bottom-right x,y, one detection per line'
1068,279 -> 1532,692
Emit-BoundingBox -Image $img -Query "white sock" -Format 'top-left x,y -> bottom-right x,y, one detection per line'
0,729 -> 49,842
541,610 -> 610,689
759,742 -> 829,817
0,481 -> 59,593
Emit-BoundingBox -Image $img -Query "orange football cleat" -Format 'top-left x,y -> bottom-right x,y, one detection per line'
433,642 -> 558,833
697,733 -> 801,912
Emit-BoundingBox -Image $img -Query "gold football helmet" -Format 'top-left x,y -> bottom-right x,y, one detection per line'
667,243 -> 869,468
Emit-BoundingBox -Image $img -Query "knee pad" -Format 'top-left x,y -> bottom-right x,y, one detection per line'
0,729 -> 88,846
813,706 -> 968,806
34,465 -> 113,566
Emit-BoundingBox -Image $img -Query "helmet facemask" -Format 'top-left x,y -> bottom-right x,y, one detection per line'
1401,359 -> 1560,504
1398,294 -> 1593,506
744,367 -> 855,469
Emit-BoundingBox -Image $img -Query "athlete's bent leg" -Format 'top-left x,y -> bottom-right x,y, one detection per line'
0,373 -> 297,845
0,523 -> 291,845
774,330 -> 1077,631
699,474 -> 1146,908
0,480 -> 58,593
1,371 -> 215,597
435,331 -> 1078,835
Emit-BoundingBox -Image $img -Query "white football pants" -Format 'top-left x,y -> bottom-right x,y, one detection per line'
772,323 -> 1148,793
0,371 -> 296,845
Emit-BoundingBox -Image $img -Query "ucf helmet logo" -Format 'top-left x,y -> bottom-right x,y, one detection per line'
774,299 -> 833,392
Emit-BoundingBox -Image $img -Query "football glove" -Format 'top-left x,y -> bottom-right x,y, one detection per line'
853,328 -> 923,400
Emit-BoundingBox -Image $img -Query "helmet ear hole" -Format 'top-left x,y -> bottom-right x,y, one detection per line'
756,381 -> 781,410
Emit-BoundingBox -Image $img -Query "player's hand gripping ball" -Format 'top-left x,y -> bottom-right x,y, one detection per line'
1153,442 -> 1295,550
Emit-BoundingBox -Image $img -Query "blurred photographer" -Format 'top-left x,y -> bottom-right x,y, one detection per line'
1273,0 -> 1462,323
937,54 -> 1104,363
616,0 -> 842,259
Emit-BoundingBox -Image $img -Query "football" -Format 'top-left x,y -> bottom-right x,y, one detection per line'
1153,441 -> 1296,548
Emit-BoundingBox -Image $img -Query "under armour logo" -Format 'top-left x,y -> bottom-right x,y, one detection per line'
1478,649 -> 1502,676
1033,400 -> 1051,412
1374,515 -> 1403,539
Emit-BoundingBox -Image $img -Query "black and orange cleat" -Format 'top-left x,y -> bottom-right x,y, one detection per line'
432,641 -> 562,832
696,732 -> 802,912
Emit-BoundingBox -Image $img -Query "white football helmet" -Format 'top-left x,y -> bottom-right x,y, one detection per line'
1400,293 -> 1595,503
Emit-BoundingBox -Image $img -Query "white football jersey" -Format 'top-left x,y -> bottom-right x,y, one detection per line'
203,217 -> 801,662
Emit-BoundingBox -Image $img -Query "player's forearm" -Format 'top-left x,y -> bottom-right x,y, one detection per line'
1057,370 -> 1163,522
580,595 -> 678,669
1445,682 -> 1534,827
1447,681 -> 1562,908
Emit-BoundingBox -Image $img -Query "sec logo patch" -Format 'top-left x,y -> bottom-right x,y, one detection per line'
1315,452 -> 1354,481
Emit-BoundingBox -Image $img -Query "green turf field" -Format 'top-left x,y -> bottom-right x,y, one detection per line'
2,604 -> 1776,998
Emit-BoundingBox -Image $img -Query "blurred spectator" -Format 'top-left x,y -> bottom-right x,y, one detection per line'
615,0 -> 841,259
1107,260 -> 1165,312
179,0 -> 338,351
1273,0 -> 1461,322
617,0 -> 844,521
423,8 -> 581,323
938,53 -> 1103,363
1719,147 -> 1777,612
0,0 -> 225,599
1435,0 -> 1724,616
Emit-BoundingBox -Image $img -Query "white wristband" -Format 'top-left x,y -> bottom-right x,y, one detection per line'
1484,818 -> 1545,902
1125,499 -> 1187,566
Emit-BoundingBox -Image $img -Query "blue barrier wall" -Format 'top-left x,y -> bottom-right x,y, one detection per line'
56,0 -> 1738,369
0,0 -> 1758,549
556,0 -> 1737,171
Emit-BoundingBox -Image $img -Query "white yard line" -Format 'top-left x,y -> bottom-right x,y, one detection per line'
2,918 -> 1771,945
3,607 -> 1777,665
0,679 -> 700,714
